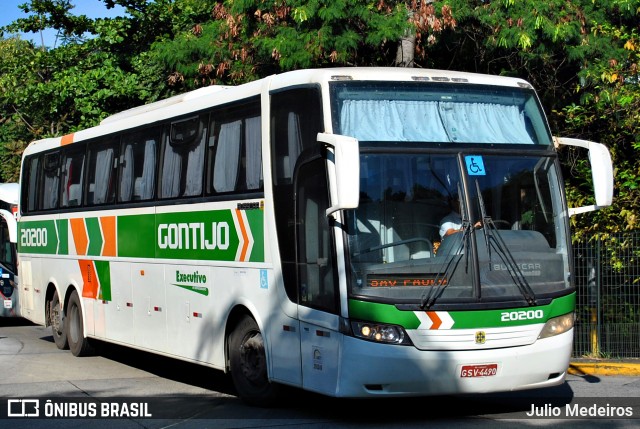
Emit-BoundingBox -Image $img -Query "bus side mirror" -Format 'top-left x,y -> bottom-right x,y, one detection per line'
554,137 -> 614,216
317,133 -> 360,217
0,209 -> 17,243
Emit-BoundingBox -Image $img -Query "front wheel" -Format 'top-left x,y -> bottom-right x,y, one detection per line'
50,290 -> 68,350
66,290 -> 94,357
228,316 -> 280,406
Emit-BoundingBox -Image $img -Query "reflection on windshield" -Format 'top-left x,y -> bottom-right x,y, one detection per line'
346,153 -> 569,305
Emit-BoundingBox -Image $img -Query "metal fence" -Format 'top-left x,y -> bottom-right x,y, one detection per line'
573,232 -> 640,358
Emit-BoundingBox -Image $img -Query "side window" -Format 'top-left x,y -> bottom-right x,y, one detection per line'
119,127 -> 160,203
211,118 -> 241,193
86,138 -> 119,206
244,116 -> 263,190
0,218 -> 14,273
270,87 -> 324,302
158,114 -> 207,199
206,99 -> 262,195
60,146 -> 86,208
42,152 -> 61,210
296,156 -> 338,314
271,87 -> 323,186
23,156 -> 41,213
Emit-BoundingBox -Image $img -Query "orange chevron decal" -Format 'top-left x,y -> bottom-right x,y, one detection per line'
426,311 -> 442,330
79,259 -> 99,299
70,218 -> 88,255
61,133 -> 75,146
100,216 -> 116,257
235,209 -> 249,262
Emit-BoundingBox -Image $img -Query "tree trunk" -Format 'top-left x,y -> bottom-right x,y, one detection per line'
396,33 -> 416,67
395,10 -> 415,67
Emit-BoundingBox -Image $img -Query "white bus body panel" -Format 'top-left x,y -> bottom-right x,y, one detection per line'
330,330 -> 572,397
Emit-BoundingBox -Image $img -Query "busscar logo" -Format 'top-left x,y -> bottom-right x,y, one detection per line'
8,399 -> 39,417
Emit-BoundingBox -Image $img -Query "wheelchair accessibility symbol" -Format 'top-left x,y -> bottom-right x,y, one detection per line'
260,269 -> 268,289
465,156 -> 486,176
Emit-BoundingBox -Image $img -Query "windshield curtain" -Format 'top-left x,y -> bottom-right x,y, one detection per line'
344,152 -> 570,306
331,82 -> 552,145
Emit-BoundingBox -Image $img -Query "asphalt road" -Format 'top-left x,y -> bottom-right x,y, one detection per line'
1,317 -> 639,428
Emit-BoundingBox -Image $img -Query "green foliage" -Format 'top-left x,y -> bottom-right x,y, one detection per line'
148,0 -> 431,86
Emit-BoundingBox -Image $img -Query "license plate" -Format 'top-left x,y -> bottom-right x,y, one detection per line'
460,363 -> 498,378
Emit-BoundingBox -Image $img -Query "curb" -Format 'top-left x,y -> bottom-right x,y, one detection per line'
568,361 -> 640,376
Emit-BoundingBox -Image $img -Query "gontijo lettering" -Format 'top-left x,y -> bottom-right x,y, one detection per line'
158,222 -> 229,250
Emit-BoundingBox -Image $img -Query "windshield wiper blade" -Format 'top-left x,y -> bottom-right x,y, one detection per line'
420,222 -> 472,309
475,181 -> 537,306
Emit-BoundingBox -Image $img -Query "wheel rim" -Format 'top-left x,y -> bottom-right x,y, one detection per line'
239,331 -> 267,386
51,301 -> 63,335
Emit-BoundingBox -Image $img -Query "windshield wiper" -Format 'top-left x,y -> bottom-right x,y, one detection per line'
475,181 -> 537,306
420,189 -> 473,309
420,224 -> 471,309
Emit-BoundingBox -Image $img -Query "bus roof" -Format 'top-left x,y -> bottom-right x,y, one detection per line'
0,183 -> 19,205
268,67 -> 532,90
100,85 -> 231,125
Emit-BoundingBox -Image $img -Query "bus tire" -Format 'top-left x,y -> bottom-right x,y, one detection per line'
50,290 -> 68,350
229,316 -> 280,406
66,290 -> 94,357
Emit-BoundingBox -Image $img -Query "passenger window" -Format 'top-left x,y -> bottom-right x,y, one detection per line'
23,156 -> 41,212
158,115 -> 207,199
86,138 -> 119,206
211,119 -> 241,193
206,100 -> 262,195
60,147 -> 86,208
119,127 -> 160,202
42,152 -> 61,210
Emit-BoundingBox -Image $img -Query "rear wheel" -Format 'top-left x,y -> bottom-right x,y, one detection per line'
50,290 -> 68,350
66,290 -> 94,357
228,316 -> 280,406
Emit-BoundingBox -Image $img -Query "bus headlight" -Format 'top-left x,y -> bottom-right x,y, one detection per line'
538,312 -> 575,339
351,321 -> 412,345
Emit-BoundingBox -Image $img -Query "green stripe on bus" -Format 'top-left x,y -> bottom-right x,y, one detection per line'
348,293 -> 575,329
17,220 -> 60,254
245,209 -> 264,262
155,210 -> 239,261
86,217 -> 103,256
114,209 -> 264,262
56,219 -> 68,254
348,300 -> 422,329
447,293 -> 575,328
117,214 -> 156,258
95,260 -> 111,301
19,209 -> 265,262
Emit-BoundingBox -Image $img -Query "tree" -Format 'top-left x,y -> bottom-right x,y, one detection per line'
406,1 -> 640,237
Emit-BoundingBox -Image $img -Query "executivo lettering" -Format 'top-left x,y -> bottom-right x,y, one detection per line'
158,222 -> 229,250
175,270 -> 207,284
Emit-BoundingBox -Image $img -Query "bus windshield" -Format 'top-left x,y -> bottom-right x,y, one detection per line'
330,81 -> 552,145
344,150 -> 569,306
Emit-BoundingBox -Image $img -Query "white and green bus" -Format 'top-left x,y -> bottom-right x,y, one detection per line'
17,67 -> 613,405
0,182 -> 19,317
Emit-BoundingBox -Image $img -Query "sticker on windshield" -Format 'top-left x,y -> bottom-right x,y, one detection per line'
465,156 -> 485,176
